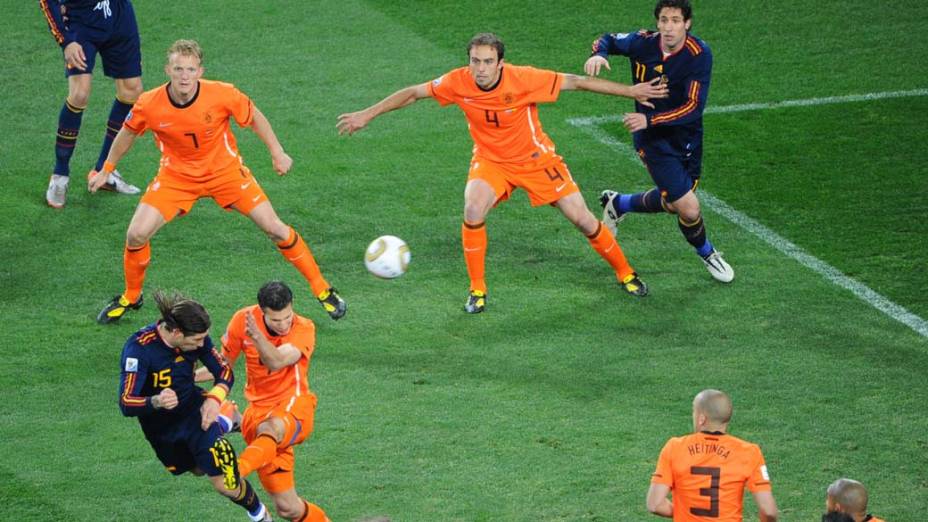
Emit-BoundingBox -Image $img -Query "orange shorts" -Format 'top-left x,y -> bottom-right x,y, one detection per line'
468,154 -> 580,207
241,393 -> 317,494
140,162 -> 268,222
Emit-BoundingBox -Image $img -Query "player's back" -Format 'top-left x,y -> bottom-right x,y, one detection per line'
655,432 -> 770,522
125,79 -> 253,178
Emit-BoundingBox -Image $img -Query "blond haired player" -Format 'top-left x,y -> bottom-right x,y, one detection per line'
90,40 -> 345,324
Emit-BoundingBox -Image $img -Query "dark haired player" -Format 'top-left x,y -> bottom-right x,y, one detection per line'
586,0 -> 735,284
118,290 -> 271,521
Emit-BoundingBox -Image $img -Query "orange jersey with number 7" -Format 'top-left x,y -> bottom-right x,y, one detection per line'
123,79 -> 255,178
428,65 -> 564,165
221,305 -> 315,409
651,432 -> 772,522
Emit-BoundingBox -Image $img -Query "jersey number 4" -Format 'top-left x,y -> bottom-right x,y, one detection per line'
690,466 -> 720,517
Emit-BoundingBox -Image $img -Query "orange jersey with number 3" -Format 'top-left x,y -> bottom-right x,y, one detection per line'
428,65 -> 563,165
652,432 -> 772,522
123,80 -> 254,178
221,305 -> 315,409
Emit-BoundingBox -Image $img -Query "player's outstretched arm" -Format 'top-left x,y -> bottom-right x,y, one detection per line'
337,82 -> 431,136
250,106 -> 292,176
645,483 -> 673,518
89,128 -> 138,192
561,74 -> 667,108
752,491 -> 779,522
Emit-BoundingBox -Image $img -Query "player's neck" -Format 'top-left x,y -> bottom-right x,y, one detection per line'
168,81 -> 200,106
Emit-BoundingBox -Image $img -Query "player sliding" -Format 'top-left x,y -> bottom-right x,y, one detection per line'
90,39 -> 345,324
338,33 -> 667,313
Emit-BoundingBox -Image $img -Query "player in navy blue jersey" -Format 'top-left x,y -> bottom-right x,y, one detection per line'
118,290 -> 272,521
585,0 -> 735,284
40,0 -> 142,208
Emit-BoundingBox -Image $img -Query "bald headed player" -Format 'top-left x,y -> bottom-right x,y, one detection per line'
647,389 -> 779,521
825,479 -> 885,522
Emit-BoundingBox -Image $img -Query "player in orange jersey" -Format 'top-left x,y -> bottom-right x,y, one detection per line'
647,389 -> 779,521
197,281 -> 330,522
89,39 -> 345,324
824,478 -> 885,522
337,33 -> 667,313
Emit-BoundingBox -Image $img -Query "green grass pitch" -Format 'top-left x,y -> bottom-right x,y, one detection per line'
1,1 -> 926,520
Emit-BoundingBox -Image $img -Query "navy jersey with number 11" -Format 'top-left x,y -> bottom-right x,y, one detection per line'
591,30 -> 712,158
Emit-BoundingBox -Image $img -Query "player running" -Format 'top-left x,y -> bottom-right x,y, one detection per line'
90,39 -> 345,324
586,0 -> 734,283
338,33 -> 667,313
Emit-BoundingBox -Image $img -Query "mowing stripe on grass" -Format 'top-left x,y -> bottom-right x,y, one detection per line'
568,89 -> 928,339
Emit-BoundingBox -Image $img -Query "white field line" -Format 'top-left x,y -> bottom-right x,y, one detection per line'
569,89 -> 928,339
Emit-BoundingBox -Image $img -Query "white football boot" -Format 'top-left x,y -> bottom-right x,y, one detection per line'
46,174 -> 70,208
599,190 -> 626,236
702,250 -> 734,283
94,169 -> 141,194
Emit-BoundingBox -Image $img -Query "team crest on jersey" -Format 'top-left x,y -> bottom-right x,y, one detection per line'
503,93 -> 514,105
204,112 -> 213,124
125,357 -> 139,372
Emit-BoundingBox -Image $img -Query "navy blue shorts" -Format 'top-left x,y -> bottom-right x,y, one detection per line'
145,410 -> 226,477
639,146 -> 702,203
64,1 -> 141,79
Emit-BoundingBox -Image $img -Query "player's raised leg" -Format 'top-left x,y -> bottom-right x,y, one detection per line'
556,192 -> 648,296
599,188 -> 665,235
462,178 -> 496,313
208,438 -> 273,521
97,203 -> 165,324
48,73 -> 93,208
247,201 -> 346,320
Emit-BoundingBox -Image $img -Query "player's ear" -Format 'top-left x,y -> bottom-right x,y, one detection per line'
684,19 -> 692,32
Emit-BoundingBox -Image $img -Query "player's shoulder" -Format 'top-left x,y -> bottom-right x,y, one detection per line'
135,83 -> 168,106
720,432 -> 764,455
122,323 -> 159,356
200,79 -> 237,91
291,313 -> 316,333
684,34 -> 711,57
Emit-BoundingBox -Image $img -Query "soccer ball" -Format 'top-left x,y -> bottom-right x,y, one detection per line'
364,235 -> 410,279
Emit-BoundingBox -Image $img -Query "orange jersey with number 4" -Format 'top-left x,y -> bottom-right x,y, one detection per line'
428,65 -> 563,165
652,432 -> 772,522
123,80 -> 255,178
221,305 -> 315,409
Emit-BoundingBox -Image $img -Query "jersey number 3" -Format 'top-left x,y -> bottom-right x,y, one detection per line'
690,466 -> 720,517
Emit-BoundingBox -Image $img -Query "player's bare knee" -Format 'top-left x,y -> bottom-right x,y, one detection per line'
463,202 -> 489,224
67,90 -> 91,108
117,78 -> 144,102
125,227 -> 151,248
274,497 -> 303,519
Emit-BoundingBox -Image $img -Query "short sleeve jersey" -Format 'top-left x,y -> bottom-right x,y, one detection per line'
123,79 -> 254,177
428,65 -> 563,165
651,432 -> 772,522
221,305 -> 315,409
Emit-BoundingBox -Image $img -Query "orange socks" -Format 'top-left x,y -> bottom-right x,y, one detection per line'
587,222 -> 634,281
237,433 -> 278,478
295,500 -> 329,522
461,221 -> 487,293
123,242 -> 150,303
276,227 -> 328,296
